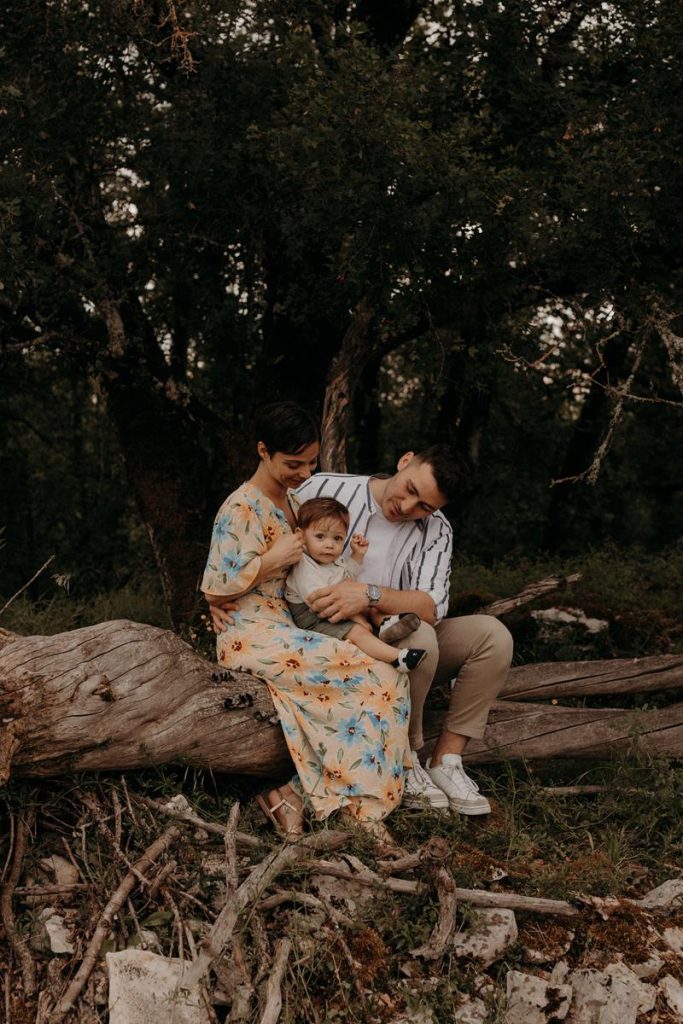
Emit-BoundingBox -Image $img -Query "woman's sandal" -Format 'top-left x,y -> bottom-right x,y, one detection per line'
256,786 -> 305,842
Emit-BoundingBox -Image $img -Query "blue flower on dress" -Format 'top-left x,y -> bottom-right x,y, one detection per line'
282,722 -> 298,739
338,715 -> 365,746
361,741 -> 387,770
393,698 -> 410,725
215,514 -> 231,539
220,549 -> 244,574
295,632 -> 326,651
341,782 -> 362,796
338,673 -> 364,693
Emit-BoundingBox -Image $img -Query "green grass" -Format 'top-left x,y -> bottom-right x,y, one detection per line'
4,751 -> 679,1023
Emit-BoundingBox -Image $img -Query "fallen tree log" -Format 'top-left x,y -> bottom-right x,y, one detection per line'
456,699 -> 683,764
1,620 -> 681,781
501,655 -> 683,700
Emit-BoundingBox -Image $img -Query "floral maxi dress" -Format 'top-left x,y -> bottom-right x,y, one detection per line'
202,482 -> 411,822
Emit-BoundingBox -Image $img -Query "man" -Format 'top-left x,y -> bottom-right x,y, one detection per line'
297,446 -> 513,814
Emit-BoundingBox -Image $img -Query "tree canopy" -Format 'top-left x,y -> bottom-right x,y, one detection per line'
2,0 -> 682,625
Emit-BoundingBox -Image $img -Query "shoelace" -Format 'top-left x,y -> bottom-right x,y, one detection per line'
410,760 -> 437,791
443,761 -> 480,793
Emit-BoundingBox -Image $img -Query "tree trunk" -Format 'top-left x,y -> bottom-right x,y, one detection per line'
320,297 -> 376,472
1,621 -> 681,782
543,333 -> 632,552
98,300 -> 215,630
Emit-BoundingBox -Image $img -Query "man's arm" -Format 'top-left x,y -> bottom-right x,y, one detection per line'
307,580 -> 436,625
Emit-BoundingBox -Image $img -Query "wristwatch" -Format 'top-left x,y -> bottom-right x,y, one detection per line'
366,584 -> 381,608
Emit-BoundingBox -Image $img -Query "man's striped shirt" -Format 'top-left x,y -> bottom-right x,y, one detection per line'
295,473 -> 453,622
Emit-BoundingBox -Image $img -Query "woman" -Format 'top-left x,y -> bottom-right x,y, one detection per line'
202,402 -> 411,839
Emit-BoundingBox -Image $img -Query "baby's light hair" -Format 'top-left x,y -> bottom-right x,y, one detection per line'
297,497 -> 349,532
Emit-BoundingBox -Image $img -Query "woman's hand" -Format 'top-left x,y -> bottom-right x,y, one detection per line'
205,593 -> 240,633
267,530 -> 305,570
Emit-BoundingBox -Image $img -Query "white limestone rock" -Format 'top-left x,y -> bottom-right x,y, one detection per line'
39,854 -> 80,888
659,974 -> 683,1017
107,950 -> 210,1024
504,970 -> 571,1024
390,1009 -> 434,1024
453,908 -> 518,967
567,962 -> 656,1023
37,907 -> 75,954
637,878 -> 683,910
626,953 -> 664,979
551,961 -> 571,985
662,925 -> 683,955
523,929 -> 575,964
531,607 -> 608,634
311,854 -> 375,912
453,995 -> 488,1024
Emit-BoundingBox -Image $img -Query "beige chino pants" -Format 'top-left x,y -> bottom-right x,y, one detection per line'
398,615 -> 514,750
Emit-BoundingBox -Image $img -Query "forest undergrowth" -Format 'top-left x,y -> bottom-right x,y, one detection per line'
1,547 -> 682,1021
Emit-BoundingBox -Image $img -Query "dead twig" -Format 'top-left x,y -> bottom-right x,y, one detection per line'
111,788 -> 122,848
1,811 -> 37,996
16,883 -> 89,897
223,802 -> 254,1022
317,891 -> 367,1008
301,859 -> 580,917
0,555 -> 55,618
408,838 -> 457,959
183,830 -> 350,990
80,792 -> 149,888
139,794 -> 262,849
257,888 -> 353,928
148,858 -> 178,901
258,937 -> 292,1024
483,573 -> 582,618
49,824 -> 181,1023
250,910 -> 272,987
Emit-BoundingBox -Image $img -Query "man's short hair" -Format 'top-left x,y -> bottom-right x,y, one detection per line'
297,497 -> 350,531
412,444 -> 466,503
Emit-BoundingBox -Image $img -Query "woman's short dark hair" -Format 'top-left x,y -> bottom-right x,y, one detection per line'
253,402 -> 319,456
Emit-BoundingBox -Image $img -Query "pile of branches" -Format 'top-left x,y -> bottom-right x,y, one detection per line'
1,781 -> 584,1023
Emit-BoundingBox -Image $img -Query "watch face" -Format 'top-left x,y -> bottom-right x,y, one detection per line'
368,585 -> 381,603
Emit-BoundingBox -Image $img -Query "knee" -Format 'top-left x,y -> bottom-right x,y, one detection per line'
411,621 -> 439,659
480,616 -> 514,664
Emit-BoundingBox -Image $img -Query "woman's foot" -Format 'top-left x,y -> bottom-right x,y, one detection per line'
256,784 -> 305,841
393,648 -> 427,673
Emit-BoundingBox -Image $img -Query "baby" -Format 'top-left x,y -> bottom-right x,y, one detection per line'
285,496 -> 426,673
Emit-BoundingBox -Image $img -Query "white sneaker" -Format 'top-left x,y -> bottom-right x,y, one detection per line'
425,754 -> 491,816
402,752 -> 449,811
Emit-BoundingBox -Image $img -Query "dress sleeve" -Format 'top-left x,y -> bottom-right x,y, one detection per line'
201,494 -> 266,596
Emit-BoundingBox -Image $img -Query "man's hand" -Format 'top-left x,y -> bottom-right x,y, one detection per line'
205,595 -> 241,633
307,580 -> 370,622
349,533 -> 369,559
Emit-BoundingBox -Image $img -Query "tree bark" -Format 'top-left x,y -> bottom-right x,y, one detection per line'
319,296 -> 376,472
1,621 -> 681,782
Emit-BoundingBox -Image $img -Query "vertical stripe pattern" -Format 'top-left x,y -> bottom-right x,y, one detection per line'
296,473 -> 453,621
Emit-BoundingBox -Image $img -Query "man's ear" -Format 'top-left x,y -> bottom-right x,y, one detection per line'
396,451 -> 415,471
256,440 -> 269,461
